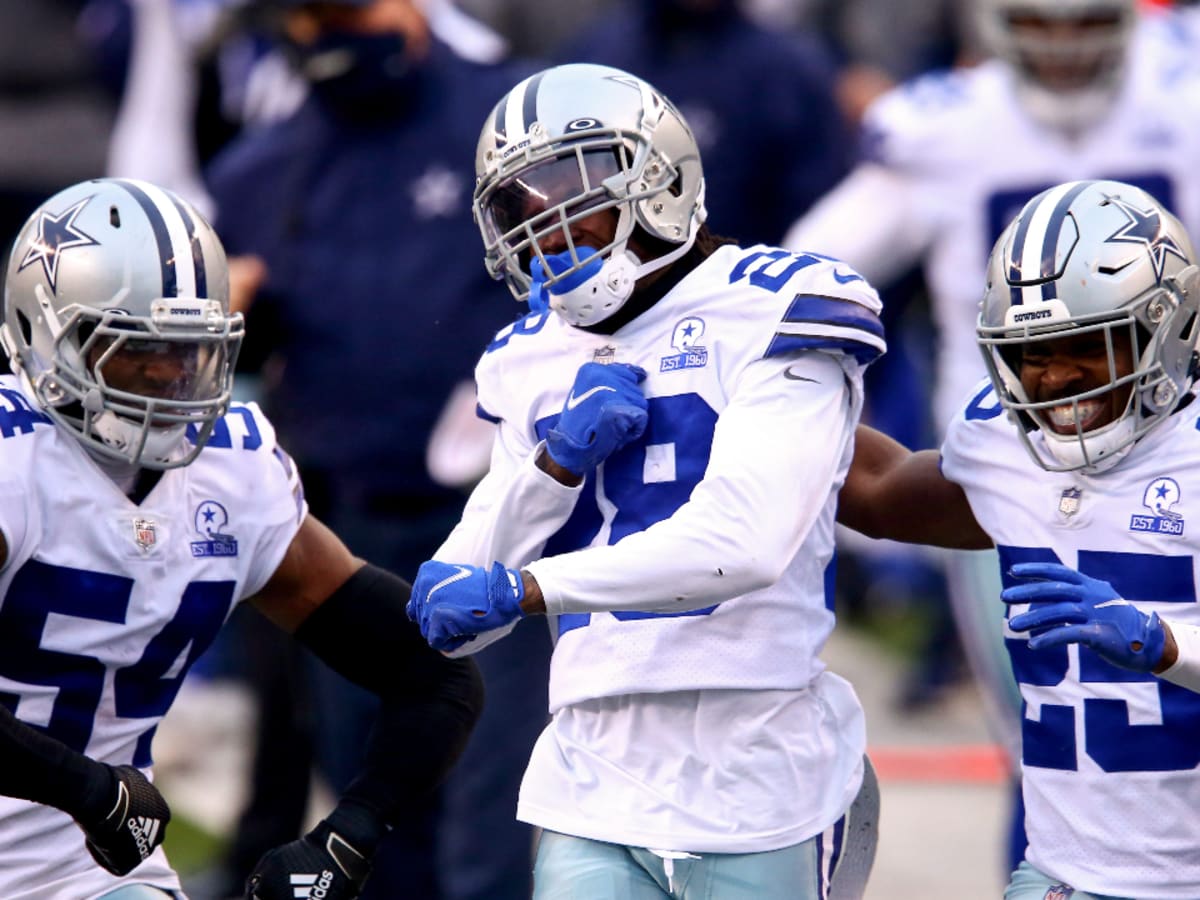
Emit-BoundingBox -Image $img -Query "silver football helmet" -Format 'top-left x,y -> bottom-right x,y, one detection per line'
473,63 -> 706,327
0,178 -> 244,469
976,0 -> 1136,132
979,179 -> 1199,473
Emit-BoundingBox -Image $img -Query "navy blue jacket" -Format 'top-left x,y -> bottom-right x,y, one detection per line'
207,41 -> 535,501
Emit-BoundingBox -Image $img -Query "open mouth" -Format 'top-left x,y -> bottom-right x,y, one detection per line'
1045,398 -> 1105,433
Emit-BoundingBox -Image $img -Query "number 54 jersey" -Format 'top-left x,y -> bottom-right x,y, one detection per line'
943,382 -> 1200,900
0,378 -> 306,900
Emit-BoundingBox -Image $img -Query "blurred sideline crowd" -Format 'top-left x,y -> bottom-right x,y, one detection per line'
2,0 -> 1196,897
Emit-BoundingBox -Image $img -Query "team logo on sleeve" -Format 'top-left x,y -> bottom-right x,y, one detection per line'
660,317 -> 708,372
191,500 -> 239,557
1129,476 -> 1185,536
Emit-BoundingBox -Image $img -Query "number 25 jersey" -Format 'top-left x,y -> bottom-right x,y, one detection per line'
943,382 -> 1200,900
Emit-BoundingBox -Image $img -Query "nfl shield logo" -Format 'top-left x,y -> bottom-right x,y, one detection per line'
1058,487 -> 1082,517
1044,886 -> 1074,900
592,345 -> 617,364
133,518 -> 157,551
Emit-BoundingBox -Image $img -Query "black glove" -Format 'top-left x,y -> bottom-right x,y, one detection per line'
76,765 -> 171,876
245,803 -> 383,900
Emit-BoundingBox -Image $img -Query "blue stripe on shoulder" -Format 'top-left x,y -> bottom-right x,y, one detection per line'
765,334 -> 883,365
782,294 -> 885,339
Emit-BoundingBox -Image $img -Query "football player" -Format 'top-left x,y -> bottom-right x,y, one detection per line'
0,177 -> 482,900
783,0 -> 1200,863
404,63 -> 884,899
839,179 -> 1200,899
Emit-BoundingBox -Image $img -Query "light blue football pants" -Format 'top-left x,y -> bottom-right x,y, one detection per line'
532,754 -> 879,899
1006,860 -> 1134,900
98,887 -> 180,899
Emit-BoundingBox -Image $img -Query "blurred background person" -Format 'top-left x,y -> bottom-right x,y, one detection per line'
196,1 -> 549,898
554,0 -> 854,247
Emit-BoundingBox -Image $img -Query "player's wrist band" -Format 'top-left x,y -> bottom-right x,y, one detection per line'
1159,619 -> 1200,694
0,704 -> 114,822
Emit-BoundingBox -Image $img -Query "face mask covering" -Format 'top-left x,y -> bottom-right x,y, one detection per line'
287,29 -> 417,122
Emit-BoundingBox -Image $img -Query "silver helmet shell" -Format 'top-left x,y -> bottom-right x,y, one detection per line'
978,179 -> 1199,473
976,0 -> 1136,132
473,63 -> 706,326
0,178 -> 244,469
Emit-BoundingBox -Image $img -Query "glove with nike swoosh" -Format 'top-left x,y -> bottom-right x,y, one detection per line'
75,764 -> 171,876
1003,561 -> 1166,671
245,801 -> 383,900
407,561 -> 525,652
546,362 -> 648,476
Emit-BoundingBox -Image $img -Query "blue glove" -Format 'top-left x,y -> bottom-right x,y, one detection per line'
546,362 -> 648,476
407,561 -> 525,652
1003,562 -> 1166,672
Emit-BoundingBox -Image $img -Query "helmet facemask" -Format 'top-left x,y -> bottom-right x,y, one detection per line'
983,312 -> 1157,471
23,296 -> 243,469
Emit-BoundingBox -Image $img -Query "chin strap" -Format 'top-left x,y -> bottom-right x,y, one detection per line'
1041,414 -> 1136,474
530,232 -> 698,327
90,408 -> 186,465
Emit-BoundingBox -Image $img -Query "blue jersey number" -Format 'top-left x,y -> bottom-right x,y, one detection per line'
0,388 -> 52,439
535,392 -> 719,636
0,560 -> 235,766
999,545 -> 1200,773
187,406 -> 262,450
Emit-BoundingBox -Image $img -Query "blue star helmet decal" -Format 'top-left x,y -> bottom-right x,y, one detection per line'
16,196 -> 99,293
1104,193 -> 1190,284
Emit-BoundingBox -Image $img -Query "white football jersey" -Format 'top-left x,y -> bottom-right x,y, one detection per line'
943,382 -> 1200,899
453,244 -> 884,853
0,378 -> 306,899
785,22 -> 1200,435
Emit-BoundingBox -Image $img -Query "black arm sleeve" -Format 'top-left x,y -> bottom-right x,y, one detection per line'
294,563 -> 485,831
0,704 -> 115,823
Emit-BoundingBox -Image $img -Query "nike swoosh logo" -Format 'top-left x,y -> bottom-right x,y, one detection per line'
783,365 -> 819,383
832,269 -> 864,284
565,385 -> 617,410
428,565 -> 474,600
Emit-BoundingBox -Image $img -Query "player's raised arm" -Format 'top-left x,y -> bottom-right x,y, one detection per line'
837,425 -> 991,549
245,514 -> 483,900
